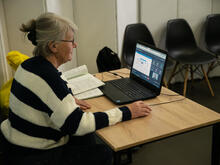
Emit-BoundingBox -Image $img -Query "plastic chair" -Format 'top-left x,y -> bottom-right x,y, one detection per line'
121,23 -> 171,87
204,14 -> 220,75
165,18 -> 216,96
121,23 -> 155,68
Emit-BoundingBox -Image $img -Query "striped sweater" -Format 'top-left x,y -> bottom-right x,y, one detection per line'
0,56 -> 131,150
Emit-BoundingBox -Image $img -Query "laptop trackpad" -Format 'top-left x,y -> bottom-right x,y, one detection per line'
99,83 -> 132,104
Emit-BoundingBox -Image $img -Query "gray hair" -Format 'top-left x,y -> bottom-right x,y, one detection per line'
20,12 -> 77,57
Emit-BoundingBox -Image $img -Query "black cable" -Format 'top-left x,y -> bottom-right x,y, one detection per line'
107,71 -> 125,78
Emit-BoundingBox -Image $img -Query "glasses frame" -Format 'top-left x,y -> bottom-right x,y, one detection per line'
59,39 -> 75,45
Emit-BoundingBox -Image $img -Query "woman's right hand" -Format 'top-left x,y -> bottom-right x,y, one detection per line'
128,101 -> 152,119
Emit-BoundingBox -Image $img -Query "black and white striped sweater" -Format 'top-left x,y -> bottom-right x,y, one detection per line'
0,56 -> 131,149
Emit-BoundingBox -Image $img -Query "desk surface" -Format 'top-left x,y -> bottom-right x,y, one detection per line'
88,68 -> 220,152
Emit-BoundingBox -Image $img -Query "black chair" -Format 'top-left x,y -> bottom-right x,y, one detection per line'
121,23 -> 171,87
165,18 -> 216,96
121,23 -> 155,68
204,14 -> 220,75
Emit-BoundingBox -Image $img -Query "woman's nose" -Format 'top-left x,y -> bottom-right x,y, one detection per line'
73,42 -> 77,48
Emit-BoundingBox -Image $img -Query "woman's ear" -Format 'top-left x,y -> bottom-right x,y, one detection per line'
48,41 -> 58,53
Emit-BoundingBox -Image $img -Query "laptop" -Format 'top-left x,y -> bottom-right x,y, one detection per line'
99,41 -> 167,105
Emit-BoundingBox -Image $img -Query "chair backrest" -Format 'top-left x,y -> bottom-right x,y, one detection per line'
122,23 -> 155,67
205,14 -> 220,55
166,19 -> 197,52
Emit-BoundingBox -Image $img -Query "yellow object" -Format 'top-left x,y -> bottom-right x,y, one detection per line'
7,51 -> 29,70
0,78 -> 13,109
0,51 -> 30,117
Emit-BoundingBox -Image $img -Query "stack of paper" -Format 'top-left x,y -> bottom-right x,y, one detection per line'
61,65 -> 104,100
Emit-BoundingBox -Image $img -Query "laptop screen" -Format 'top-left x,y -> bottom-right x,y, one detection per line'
131,42 -> 167,88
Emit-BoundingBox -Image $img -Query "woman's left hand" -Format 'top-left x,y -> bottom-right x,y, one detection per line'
74,97 -> 91,110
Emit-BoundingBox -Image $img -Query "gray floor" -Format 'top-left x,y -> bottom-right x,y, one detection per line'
169,76 -> 220,113
130,77 -> 220,165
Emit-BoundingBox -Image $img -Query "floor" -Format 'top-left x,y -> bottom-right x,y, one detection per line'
130,76 -> 220,165
169,76 -> 220,113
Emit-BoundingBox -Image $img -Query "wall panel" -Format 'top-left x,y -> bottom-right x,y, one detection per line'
117,0 -> 138,58
3,0 -> 45,57
46,0 -> 77,71
178,0 -> 211,45
212,0 -> 220,13
73,0 -> 117,73
140,0 -> 177,47
140,0 -> 220,79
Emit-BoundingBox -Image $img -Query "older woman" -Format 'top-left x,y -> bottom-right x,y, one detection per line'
0,12 -> 151,165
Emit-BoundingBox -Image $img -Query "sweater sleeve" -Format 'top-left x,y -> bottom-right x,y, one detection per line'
16,61 -> 132,136
51,92 -> 131,136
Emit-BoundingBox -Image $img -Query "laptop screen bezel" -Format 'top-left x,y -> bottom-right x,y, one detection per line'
130,41 -> 168,95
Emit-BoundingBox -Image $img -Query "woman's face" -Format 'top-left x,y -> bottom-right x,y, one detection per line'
55,30 -> 77,65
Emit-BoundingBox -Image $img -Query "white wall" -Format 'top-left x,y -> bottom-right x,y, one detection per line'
2,0 -> 77,73
178,0 -> 211,44
140,0 -> 177,47
212,0 -> 220,13
72,0 -> 117,74
1,0 -> 220,83
3,0 -> 45,57
0,0 -> 46,87
140,0 -> 220,79
116,0 -> 138,58
46,0 -> 77,72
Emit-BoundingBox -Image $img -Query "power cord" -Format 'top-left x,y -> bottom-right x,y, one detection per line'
107,71 -> 125,78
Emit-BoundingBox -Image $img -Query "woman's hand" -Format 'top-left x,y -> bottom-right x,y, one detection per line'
74,97 -> 91,110
128,101 -> 152,119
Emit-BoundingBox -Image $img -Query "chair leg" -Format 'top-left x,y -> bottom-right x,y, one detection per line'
183,65 -> 189,97
207,61 -> 216,76
167,62 -> 179,86
190,65 -> 194,83
201,65 -> 214,96
163,77 -> 168,88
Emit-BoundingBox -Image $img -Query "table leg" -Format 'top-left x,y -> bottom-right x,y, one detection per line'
212,123 -> 220,165
113,149 -> 132,165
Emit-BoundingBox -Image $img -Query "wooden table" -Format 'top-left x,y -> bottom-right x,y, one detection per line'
88,68 -> 220,165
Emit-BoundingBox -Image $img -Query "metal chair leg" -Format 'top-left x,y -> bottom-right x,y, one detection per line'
201,65 -> 214,96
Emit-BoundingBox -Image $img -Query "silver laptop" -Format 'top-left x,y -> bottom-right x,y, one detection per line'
99,41 -> 167,105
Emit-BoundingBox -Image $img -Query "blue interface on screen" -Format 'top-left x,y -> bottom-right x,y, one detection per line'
131,43 -> 166,88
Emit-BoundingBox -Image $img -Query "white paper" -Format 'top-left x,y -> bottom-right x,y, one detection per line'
68,73 -> 104,95
62,65 -> 105,99
75,88 -> 103,100
62,65 -> 88,80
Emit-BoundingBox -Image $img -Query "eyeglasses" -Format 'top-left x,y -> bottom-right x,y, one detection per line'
59,39 -> 76,45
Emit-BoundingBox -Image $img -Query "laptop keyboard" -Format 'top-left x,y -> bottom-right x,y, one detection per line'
110,79 -> 152,99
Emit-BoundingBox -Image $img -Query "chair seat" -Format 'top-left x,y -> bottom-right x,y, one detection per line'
208,44 -> 220,56
169,48 -> 216,65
